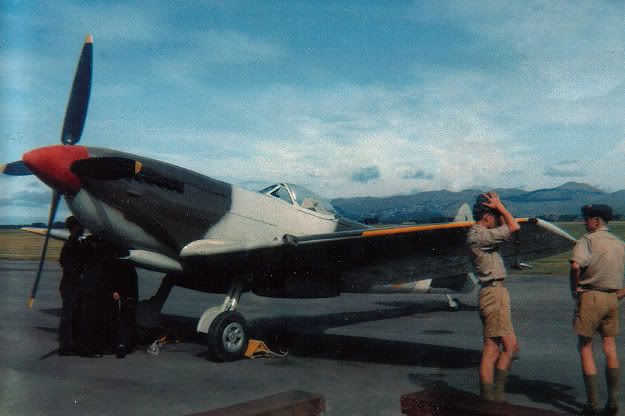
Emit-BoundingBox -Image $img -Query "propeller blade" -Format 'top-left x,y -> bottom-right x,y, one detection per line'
71,157 -> 142,180
1,161 -> 32,176
61,34 -> 93,145
28,191 -> 62,309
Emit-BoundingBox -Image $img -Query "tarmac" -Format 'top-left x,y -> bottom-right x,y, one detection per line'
1,260 -> 619,415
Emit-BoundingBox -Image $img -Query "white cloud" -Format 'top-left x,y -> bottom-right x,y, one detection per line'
544,160 -> 586,178
198,29 -> 284,64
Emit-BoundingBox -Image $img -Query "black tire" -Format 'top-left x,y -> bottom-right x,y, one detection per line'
206,311 -> 248,362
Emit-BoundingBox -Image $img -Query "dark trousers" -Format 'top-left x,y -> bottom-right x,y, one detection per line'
59,286 -> 79,350
77,296 -> 110,354
112,298 -> 136,350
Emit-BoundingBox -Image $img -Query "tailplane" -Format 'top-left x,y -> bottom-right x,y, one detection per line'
454,203 -> 474,222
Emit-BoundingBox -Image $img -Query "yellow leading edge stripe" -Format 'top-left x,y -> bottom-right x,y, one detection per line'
362,218 -> 529,237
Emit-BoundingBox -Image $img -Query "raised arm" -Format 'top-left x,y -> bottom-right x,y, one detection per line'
481,191 -> 520,233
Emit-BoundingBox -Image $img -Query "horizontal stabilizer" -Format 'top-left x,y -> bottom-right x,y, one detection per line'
21,227 -> 71,241
454,203 -> 473,222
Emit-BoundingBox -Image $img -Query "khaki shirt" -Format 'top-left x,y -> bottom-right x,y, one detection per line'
467,224 -> 512,283
571,227 -> 625,290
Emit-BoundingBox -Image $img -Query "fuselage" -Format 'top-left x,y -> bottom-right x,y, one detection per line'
64,147 -> 366,261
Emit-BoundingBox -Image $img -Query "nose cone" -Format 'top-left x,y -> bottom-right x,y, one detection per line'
23,145 -> 89,193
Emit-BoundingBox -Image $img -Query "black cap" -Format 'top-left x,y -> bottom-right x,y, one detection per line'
581,204 -> 613,222
473,194 -> 500,220
65,216 -> 81,229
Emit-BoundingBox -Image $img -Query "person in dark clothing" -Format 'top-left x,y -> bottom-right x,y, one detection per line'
111,260 -> 138,358
75,235 -> 116,357
58,216 -> 85,355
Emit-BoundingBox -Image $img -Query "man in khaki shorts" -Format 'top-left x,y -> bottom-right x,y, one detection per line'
467,191 -> 520,402
571,204 -> 625,415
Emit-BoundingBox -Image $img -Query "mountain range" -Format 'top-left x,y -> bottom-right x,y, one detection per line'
331,182 -> 625,224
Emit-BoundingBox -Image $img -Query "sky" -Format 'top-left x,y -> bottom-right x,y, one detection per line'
1,1 -> 625,224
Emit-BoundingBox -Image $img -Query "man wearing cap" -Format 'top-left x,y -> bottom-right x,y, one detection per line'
570,204 -> 625,415
467,191 -> 520,402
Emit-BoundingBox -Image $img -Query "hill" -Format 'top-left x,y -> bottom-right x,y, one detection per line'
331,182 -> 625,224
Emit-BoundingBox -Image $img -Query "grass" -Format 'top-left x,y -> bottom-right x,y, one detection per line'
0,229 -> 63,260
511,221 -> 625,276
3,222 -> 625,276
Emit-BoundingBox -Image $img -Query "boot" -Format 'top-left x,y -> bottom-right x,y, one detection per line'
583,374 -> 600,414
605,367 -> 620,416
480,382 -> 495,401
494,369 -> 508,403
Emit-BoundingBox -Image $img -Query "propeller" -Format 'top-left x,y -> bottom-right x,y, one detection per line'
28,34 -> 93,308
1,161 -> 31,176
28,192 -> 61,308
62,34 -> 93,145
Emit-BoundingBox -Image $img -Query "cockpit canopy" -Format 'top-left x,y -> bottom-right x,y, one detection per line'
259,183 -> 337,216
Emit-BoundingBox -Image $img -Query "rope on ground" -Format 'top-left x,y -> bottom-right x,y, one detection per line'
146,332 -> 180,356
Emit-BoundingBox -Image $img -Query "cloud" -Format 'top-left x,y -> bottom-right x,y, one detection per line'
544,161 -> 586,177
198,29 -> 285,64
0,178 -> 71,224
402,169 -> 434,180
351,166 -> 380,183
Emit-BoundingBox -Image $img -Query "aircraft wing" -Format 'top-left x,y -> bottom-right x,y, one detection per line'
180,218 -> 576,289
22,227 -> 181,273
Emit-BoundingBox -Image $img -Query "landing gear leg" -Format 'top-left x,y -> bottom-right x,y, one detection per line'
197,281 -> 248,362
445,294 -> 459,311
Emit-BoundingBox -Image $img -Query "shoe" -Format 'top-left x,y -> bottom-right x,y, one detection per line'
58,348 -> 77,356
604,404 -> 618,416
115,345 -> 127,359
80,351 -> 103,358
579,404 -> 599,415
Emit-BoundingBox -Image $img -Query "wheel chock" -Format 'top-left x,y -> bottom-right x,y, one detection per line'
244,339 -> 288,359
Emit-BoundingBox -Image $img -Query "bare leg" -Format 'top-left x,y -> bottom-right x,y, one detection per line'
480,337 -> 500,384
496,334 -> 519,371
603,336 -> 619,369
579,336 -> 596,375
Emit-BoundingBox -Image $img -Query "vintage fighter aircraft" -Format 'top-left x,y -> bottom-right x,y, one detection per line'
2,36 -> 576,361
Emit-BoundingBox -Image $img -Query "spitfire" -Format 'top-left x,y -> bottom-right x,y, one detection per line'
2,36 -> 577,361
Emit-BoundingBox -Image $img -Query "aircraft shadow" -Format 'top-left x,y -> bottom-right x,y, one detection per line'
40,308 -> 62,317
506,374 -> 583,415
408,373 -> 583,414
35,326 -> 59,335
376,299 -> 479,312
154,301 -> 481,368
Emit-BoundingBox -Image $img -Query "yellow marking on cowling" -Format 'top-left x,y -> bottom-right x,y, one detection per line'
134,161 -> 142,174
362,218 -> 530,238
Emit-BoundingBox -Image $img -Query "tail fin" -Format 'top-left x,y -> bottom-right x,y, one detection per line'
454,203 -> 473,222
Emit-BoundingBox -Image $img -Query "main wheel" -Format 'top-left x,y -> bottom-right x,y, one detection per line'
206,311 -> 248,362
